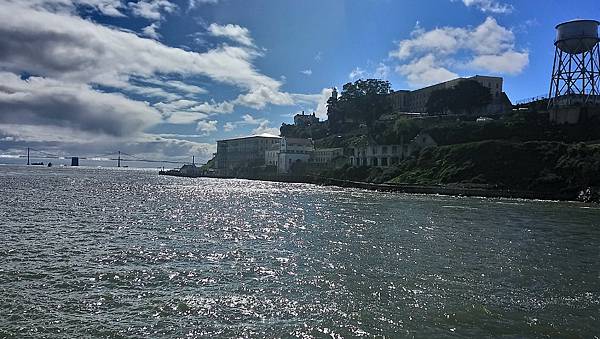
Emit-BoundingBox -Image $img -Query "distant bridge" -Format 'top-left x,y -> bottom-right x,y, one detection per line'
21,148 -> 188,167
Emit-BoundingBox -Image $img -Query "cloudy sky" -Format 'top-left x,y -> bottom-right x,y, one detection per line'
0,0 -> 598,164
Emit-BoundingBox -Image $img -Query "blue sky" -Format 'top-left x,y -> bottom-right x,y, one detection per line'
0,0 -> 599,163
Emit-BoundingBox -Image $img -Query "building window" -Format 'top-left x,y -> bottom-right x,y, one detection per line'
382,146 -> 388,154
392,146 -> 397,153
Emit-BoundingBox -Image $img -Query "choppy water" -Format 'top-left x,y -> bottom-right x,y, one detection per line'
0,166 -> 599,338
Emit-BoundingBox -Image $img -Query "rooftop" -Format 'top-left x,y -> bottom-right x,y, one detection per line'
217,133 -> 281,142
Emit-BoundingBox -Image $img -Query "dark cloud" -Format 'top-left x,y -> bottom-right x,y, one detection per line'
0,73 -> 161,137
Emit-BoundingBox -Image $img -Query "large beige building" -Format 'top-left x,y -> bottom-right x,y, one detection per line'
388,75 -> 509,114
348,133 -> 438,168
215,133 -> 281,174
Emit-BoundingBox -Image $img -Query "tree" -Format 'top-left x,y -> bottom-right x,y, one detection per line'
426,80 -> 492,115
337,79 -> 393,127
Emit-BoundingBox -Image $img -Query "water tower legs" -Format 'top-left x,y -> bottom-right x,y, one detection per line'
548,43 -> 600,123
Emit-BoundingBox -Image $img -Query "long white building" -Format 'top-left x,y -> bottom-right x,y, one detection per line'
388,75 -> 510,114
215,133 -> 281,174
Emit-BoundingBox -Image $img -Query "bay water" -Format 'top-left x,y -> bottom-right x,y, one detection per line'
1,166 -> 598,337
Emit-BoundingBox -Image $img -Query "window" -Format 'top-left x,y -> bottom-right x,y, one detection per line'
382,146 -> 388,154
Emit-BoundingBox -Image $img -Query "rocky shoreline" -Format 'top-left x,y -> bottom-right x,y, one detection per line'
159,171 -> 591,202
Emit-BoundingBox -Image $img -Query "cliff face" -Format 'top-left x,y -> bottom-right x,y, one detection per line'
387,140 -> 600,199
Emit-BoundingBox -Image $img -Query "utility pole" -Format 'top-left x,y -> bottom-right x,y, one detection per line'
27,147 -> 30,165
118,151 -> 121,168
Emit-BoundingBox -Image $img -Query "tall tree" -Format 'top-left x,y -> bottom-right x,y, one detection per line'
338,79 -> 393,127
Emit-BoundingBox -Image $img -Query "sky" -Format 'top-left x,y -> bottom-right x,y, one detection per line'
0,0 -> 599,164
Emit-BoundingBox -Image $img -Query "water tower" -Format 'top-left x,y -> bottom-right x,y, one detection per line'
548,19 -> 600,120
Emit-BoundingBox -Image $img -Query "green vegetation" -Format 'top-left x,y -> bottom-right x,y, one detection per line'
327,79 -> 393,132
388,140 -> 600,195
279,122 -> 329,140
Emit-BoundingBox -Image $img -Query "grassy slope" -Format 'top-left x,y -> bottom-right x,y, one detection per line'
388,140 -> 600,195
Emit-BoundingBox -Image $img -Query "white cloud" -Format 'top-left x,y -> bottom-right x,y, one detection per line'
241,114 -> 261,125
0,4 -> 284,101
0,3 -> 313,116
0,1 -> 326,160
196,120 -> 218,135
165,112 -> 208,124
142,22 -> 161,39
301,69 -> 313,76
8,0 -> 126,17
251,122 -> 279,136
390,25 -> 466,60
459,0 -> 513,14
373,63 -> 390,79
223,122 -> 235,132
233,86 -> 294,109
207,23 -> 254,47
154,99 -> 231,123
128,0 -> 177,20
312,88 -> 334,119
222,114 -> 279,136
121,83 -> 182,101
469,51 -> 529,74
141,79 -> 207,96
188,0 -> 218,10
349,67 -> 366,80
289,88 -> 333,119
190,100 -> 235,114
390,17 -> 528,86
396,54 -> 458,88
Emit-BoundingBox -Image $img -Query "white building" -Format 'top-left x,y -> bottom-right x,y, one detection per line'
215,133 -> 281,174
179,164 -> 202,176
348,133 -> 438,168
311,148 -> 345,168
263,137 -> 316,174
348,144 -> 408,167
278,137 -> 315,174
265,146 -> 279,167
388,75 -> 510,115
